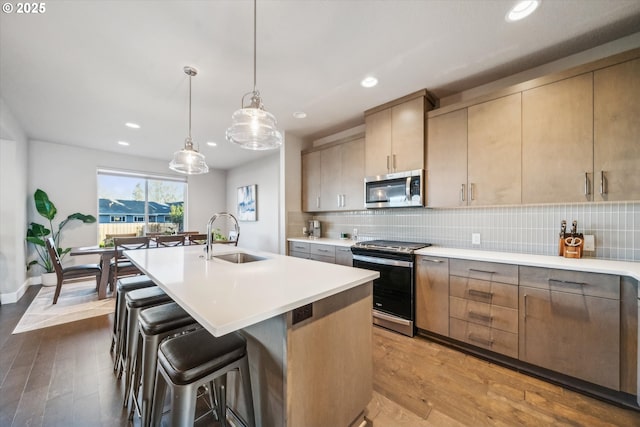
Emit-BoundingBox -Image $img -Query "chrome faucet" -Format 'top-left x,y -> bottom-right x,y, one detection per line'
206,212 -> 240,260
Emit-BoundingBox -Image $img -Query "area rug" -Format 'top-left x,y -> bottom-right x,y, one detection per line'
12,280 -> 115,334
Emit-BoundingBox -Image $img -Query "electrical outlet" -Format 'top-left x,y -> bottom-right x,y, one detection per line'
584,235 -> 595,251
472,233 -> 481,245
292,303 -> 313,324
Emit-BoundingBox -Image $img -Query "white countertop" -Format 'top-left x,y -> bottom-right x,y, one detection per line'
125,245 -> 378,336
288,237 -> 356,247
415,246 -> 640,282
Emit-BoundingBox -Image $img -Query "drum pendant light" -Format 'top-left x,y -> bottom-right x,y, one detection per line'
169,66 -> 209,175
226,0 -> 283,150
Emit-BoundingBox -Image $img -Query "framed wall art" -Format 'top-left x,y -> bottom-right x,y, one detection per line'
237,184 -> 257,221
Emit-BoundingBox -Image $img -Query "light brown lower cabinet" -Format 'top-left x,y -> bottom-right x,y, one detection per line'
415,256 -> 450,336
518,284 -> 621,390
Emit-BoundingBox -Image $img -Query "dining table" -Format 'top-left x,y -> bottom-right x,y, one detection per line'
70,245 -> 117,299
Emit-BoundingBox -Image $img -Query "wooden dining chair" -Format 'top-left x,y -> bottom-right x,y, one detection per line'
109,236 -> 150,289
155,235 -> 185,247
45,237 -> 102,304
187,233 -> 207,245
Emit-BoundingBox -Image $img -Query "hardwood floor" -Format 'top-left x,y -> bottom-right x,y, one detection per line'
372,326 -> 640,427
2,287 -> 639,426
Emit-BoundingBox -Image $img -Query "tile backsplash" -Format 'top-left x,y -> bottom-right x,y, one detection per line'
288,202 -> 639,261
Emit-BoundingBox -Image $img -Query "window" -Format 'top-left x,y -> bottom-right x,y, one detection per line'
97,169 -> 187,242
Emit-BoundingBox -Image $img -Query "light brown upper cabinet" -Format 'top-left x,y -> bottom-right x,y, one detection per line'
427,109 -> 468,207
522,74 -> 594,203
302,137 -> 365,212
302,150 -> 321,212
365,92 -> 433,177
594,58 -> 640,201
467,93 -> 522,206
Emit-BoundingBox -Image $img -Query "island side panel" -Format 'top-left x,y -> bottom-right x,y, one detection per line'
286,282 -> 373,427
240,314 -> 287,427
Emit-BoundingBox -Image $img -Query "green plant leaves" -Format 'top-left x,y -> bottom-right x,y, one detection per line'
34,189 -> 56,221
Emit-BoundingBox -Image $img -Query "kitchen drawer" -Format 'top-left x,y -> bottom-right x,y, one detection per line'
449,296 -> 518,334
310,243 -> 336,257
289,251 -> 310,260
289,241 -> 310,254
335,247 -> 353,266
449,275 -> 518,309
450,259 -> 518,285
519,266 -> 620,299
310,253 -> 335,264
450,317 -> 518,359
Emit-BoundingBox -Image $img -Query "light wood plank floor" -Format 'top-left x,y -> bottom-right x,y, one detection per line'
371,326 -> 640,427
2,287 -> 640,426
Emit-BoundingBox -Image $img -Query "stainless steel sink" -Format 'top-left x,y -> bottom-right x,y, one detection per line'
213,252 -> 267,264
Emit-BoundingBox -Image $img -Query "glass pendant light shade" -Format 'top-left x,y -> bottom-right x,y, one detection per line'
227,107 -> 283,150
169,66 -> 209,175
169,137 -> 209,174
226,0 -> 282,151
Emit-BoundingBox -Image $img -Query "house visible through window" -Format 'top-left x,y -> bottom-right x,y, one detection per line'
97,169 -> 187,242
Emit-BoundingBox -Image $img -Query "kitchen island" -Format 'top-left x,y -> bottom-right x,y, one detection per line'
125,244 -> 378,427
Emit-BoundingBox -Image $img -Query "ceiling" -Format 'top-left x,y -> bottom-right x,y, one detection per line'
2,1 -> 640,170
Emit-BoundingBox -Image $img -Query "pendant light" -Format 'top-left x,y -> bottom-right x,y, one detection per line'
169,66 -> 209,175
226,0 -> 283,150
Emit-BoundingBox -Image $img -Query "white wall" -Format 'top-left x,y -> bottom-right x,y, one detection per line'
27,139 -> 226,274
0,99 -> 29,302
226,153 -> 280,253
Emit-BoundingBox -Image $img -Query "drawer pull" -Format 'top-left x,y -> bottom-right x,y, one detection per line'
468,311 -> 492,322
469,268 -> 496,274
294,245 -> 306,250
548,278 -> 589,286
318,248 -> 329,253
468,334 -> 493,346
422,258 -> 443,263
468,289 -> 493,299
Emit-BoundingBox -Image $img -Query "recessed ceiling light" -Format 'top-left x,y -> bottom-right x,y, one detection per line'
206,141 -> 217,147
125,122 -> 140,129
293,111 -> 307,119
117,140 -> 130,146
506,0 -> 540,22
361,76 -> 378,88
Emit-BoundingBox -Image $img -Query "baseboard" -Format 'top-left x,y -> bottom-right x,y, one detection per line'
0,278 -> 36,304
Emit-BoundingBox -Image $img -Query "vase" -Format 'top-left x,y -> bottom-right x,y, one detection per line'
41,272 -> 57,287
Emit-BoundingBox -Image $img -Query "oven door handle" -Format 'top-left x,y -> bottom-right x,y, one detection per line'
353,254 -> 413,268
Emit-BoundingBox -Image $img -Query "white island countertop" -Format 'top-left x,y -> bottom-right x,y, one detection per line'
125,245 -> 378,336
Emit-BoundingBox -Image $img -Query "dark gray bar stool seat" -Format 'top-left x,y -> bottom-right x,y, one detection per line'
128,302 -> 199,427
112,275 -> 156,370
121,286 -> 172,401
151,328 -> 255,427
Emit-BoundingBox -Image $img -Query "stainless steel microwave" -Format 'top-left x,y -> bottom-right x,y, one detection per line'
364,169 -> 424,208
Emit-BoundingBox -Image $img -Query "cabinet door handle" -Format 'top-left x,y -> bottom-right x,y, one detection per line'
467,334 -> 493,346
468,311 -> 492,322
468,289 -> 493,299
460,184 -> 465,202
316,196 -> 320,209
600,170 -> 607,195
422,258 -> 443,263
523,294 -> 528,320
386,155 -> 390,172
469,183 -> 475,201
584,172 -> 590,196
341,194 -> 346,207
337,194 -> 341,207
548,278 -> 589,286
469,268 -> 495,274
393,154 -> 397,171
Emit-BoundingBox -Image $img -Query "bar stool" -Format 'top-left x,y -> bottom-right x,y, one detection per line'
151,328 -> 255,427
120,286 -> 172,396
111,275 -> 156,370
127,302 -> 200,427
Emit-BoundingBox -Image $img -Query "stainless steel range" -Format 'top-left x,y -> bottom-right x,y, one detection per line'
351,240 -> 431,337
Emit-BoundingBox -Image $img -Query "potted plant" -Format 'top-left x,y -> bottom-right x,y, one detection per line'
25,189 -> 96,285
